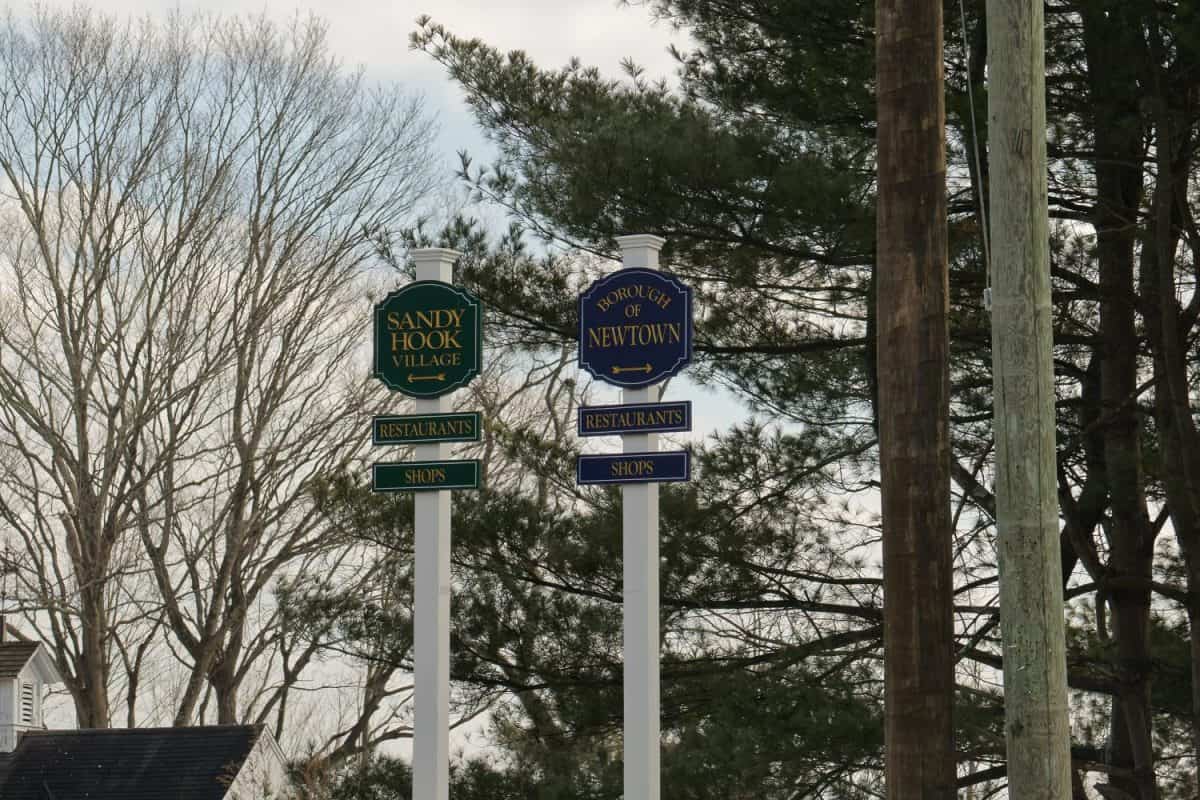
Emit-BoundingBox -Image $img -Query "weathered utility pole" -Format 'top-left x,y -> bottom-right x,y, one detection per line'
986,0 -> 1072,795
875,0 -> 956,797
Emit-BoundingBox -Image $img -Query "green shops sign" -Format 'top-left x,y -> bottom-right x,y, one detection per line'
373,281 -> 482,398
373,459 -> 481,492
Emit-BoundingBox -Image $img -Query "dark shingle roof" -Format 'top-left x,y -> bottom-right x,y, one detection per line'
0,642 -> 39,678
0,725 -> 265,800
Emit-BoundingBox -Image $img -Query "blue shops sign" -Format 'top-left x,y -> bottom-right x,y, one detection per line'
578,268 -> 693,388
576,451 -> 692,485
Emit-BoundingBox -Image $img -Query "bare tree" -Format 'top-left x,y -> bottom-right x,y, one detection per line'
272,333 -> 588,770
0,6 -> 437,729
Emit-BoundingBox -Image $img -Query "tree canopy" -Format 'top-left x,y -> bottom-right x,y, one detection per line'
4,1 -> 1200,798
371,0 -> 1200,796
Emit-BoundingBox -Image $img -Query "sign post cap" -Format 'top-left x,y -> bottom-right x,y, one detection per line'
615,234 -> 666,251
410,247 -> 464,270
615,235 -> 665,268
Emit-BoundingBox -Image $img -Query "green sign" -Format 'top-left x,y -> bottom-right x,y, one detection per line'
373,281 -> 482,397
372,412 -> 482,445
372,459 -> 481,492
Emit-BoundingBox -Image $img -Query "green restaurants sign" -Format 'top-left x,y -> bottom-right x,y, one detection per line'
373,281 -> 482,398
372,412 -> 482,445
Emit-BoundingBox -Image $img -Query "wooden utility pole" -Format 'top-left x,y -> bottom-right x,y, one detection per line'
875,0 -> 956,798
986,0 -> 1072,795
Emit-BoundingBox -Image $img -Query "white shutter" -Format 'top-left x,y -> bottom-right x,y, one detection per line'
19,682 -> 34,724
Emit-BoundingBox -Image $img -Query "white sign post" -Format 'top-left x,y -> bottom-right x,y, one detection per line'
410,247 -> 461,800
615,234 -> 666,800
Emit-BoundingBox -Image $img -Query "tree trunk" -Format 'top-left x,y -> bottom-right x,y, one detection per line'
211,655 -> 240,726
1140,87 -> 1200,793
1080,5 -> 1156,795
875,0 -> 956,797
1098,211 -> 1156,800
1097,201 -> 1156,800
77,580 -> 111,728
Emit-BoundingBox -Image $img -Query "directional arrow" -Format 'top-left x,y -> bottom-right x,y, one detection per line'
612,364 -> 653,375
409,373 -> 446,382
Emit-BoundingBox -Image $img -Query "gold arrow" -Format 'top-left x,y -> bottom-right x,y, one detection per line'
612,364 -> 653,375
409,373 -> 446,382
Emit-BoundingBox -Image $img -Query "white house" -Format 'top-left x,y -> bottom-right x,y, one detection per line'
0,637 -> 59,752
0,636 -> 291,799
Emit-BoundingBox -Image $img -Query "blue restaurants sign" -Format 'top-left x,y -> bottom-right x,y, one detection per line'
578,401 -> 692,437
578,268 -> 693,388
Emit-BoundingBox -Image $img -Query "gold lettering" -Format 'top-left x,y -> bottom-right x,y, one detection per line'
387,308 -> 469,350
584,322 -> 683,349
611,458 -> 656,478
404,467 -> 447,484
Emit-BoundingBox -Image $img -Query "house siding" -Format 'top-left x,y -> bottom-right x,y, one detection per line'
224,730 -> 290,799
0,676 -> 14,752
0,662 -> 45,753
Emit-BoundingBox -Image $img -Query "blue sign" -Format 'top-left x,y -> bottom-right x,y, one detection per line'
578,268 -> 692,387
576,451 -> 691,485
578,401 -> 692,437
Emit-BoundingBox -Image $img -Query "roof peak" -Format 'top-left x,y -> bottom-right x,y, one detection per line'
0,641 -> 61,685
24,723 -> 263,736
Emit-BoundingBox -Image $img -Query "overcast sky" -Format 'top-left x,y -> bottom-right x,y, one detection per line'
20,0 -> 741,432
32,0 -> 689,172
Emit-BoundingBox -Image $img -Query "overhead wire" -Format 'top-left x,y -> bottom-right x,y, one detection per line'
958,0 -> 993,311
